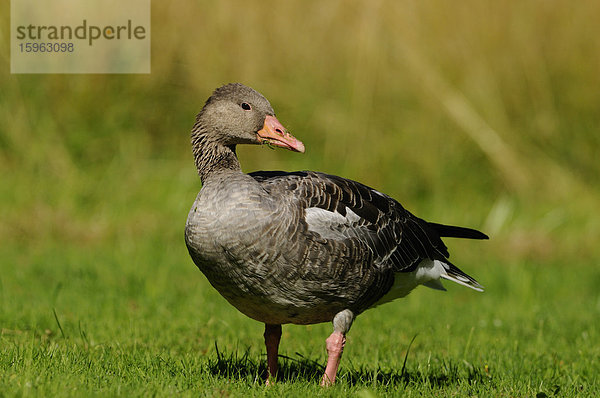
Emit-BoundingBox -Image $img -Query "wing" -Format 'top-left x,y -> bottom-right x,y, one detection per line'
250,170 -> 451,273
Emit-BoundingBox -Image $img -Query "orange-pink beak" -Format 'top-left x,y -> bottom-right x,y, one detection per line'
257,115 -> 305,153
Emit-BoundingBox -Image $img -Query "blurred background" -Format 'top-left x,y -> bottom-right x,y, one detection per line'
2,0 -> 598,263
1,0 -> 599,383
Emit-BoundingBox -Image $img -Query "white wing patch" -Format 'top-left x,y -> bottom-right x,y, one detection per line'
304,207 -> 362,239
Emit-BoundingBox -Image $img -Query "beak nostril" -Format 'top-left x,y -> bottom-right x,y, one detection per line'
275,128 -> 284,135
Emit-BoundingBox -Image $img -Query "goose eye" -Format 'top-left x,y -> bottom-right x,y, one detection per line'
241,102 -> 252,111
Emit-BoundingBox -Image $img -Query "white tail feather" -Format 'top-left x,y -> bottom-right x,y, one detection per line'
440,273 -> 484,292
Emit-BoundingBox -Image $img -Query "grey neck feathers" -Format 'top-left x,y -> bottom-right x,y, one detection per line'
191,127 -> 241,183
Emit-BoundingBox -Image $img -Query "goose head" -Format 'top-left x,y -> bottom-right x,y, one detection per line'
193,83 -> 305,153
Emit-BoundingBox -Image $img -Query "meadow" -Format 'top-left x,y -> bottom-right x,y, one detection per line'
1,1 -> 599,396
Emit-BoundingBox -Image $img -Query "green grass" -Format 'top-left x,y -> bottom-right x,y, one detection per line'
2,0 -> 600,396
1,234 -> 599,396
1,157 -> 598,396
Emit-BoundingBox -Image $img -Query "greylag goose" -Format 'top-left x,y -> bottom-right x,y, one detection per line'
184,83 -> 488,385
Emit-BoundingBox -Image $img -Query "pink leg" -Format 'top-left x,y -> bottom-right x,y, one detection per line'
264,324 -> 282,385
320,331 -> 346,386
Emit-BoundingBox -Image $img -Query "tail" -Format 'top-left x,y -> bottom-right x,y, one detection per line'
428,222 -> 489,240
438,260 -> 484,292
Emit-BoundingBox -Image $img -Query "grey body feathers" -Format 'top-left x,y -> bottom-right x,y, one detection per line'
185,170 -> 485,325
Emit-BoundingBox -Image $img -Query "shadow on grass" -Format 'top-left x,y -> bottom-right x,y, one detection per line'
208,342 -> 490,387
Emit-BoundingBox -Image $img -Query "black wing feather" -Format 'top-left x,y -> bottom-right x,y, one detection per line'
428,222 -> 489,240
